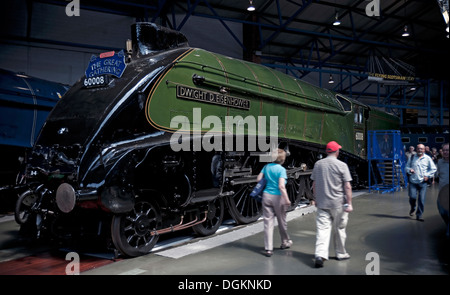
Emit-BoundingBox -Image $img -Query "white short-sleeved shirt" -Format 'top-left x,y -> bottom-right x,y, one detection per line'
311,156 -> 352,209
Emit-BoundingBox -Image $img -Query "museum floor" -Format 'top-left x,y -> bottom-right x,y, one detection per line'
0,185 -> 448,276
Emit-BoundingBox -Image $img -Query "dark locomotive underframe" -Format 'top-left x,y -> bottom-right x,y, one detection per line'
17,132 -> 364,256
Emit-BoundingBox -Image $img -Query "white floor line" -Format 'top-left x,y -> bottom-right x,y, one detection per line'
0,215 -> 15,224
155,205 -> 316,259
118,268 -> 147,275
154,191 -> 367,259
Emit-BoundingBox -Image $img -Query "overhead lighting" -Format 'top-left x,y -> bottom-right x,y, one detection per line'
247,0 -> 255,12
401,0 -> 410,37
328,74 -> 335,84
333,12 -> 341,26
438,0 -> 449,26
402,25 -> 410,37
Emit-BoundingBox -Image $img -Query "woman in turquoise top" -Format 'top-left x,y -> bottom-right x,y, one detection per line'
256,149 -> 292,257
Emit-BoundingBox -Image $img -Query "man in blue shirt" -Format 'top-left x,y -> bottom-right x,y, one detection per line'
406,144 -> 437,221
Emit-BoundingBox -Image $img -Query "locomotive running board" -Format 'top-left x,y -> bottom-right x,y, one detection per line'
189,188 -> 221,204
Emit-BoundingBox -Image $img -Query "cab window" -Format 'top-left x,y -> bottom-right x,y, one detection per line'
335,94 -> 352,112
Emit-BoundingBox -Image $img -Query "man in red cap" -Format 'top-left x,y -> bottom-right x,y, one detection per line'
311,141 -> 353,268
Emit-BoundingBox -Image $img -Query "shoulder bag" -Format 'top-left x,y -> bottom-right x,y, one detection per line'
250,177 -> 267,202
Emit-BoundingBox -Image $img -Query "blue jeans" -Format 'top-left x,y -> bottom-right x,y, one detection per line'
408,182 -> 428,218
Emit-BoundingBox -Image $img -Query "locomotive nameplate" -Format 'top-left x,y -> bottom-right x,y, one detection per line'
85,50 -> 127,79
176,85 -> 250,110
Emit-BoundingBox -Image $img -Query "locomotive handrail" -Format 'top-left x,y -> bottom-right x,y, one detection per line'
172,60 -> 346,114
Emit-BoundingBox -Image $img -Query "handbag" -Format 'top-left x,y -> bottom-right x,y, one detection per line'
250,177 -> 267,202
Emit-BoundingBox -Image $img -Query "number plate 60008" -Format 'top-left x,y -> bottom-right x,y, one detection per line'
83,75 -> 109,88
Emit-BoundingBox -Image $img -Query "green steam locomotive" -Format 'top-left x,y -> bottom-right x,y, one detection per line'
15,23 -> 399,257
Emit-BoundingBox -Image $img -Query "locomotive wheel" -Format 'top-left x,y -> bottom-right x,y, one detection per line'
192,197 -> 224,236
111,198 -> 162,257
226,184 -> 262,224
15,189 -> 38,225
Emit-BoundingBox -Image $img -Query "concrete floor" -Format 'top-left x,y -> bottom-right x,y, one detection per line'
85,185 -> 448,275
0,185 -> 448,276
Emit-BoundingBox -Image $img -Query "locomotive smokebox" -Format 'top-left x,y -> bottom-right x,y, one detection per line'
131,22 -> 189,57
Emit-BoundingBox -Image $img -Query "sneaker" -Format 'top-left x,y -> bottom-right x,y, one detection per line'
409,209 -> 415,216
336,253 -> 351,260
264,250 -> 273,257
314,257 -> 324,268
280,240 -> 293,249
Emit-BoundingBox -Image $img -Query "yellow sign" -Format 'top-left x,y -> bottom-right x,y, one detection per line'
368,73 -> 414,81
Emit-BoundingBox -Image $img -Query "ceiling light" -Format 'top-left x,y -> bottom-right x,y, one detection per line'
442,8 -> 449,24
328,74 -> 335,84
333,12 -> 341,26
247,0 -> 255,12
402,25 -> 410,37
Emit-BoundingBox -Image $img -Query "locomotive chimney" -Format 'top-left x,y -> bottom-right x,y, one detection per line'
131,22 -> 189,58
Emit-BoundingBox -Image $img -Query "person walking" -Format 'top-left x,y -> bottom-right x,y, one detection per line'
405,145 -> 416,159
256,148 -> 292,257
311,141 -> 353,268
436,143 -> 449,236
437,143 -> 449,190
405,144 -> 437,222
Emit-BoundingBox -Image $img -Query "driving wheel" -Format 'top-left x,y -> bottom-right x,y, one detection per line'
111,198 -> 162,257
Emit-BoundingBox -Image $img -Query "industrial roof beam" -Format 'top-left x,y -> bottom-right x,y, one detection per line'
258,0 -> 314,49
299,0 -> 412,78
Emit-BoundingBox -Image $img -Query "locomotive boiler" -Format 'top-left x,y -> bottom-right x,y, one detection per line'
15,23 -> 399,257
